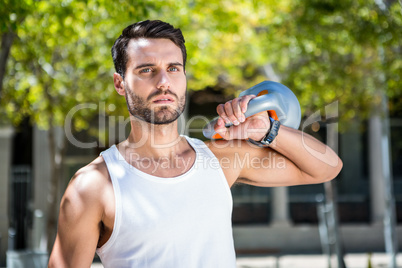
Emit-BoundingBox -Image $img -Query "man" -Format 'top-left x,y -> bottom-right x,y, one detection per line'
49,20 -> 342,267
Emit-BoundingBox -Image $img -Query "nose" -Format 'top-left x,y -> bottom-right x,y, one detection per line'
156,70 -> 170,91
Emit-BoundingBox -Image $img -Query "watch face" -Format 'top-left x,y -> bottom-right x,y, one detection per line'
263,120 -> 281,145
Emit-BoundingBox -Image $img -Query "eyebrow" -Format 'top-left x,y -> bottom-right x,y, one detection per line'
134,62 -> 183,70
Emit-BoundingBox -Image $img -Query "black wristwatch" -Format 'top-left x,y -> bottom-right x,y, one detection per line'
248,117 -> 281,147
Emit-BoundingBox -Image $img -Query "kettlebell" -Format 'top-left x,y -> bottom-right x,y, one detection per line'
202,81 -> 301,139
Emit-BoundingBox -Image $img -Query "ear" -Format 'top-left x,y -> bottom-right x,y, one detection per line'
113,73 -> 125,96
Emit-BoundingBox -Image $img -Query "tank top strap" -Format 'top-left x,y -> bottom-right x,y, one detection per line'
182,135 -> 216,159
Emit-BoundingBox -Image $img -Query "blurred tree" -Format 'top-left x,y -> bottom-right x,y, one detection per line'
0,0 -> 401,251
273,0 -> 402,121
0,0 -> 35,97
154,0 -> 401,122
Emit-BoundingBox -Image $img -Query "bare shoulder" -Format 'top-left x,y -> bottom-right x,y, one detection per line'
60,155 -> 112,224
204,139 -> 281,187
67,155 -> 111,199
205,139 -> 264,159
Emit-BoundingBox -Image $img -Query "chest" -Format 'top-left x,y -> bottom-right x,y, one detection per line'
121,176 -> 231,234
130,152 -> 196,178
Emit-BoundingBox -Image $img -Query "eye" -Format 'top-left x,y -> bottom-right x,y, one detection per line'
168,66 -> 179,72
139,68 -> 152,74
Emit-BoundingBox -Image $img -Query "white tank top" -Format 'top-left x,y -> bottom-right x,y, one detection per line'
96,136 -> 236,268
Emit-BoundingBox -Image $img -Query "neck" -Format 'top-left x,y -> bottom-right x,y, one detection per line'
124,115 -> 185,158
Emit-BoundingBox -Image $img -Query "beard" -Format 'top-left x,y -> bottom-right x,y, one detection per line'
124,84 -> 186,125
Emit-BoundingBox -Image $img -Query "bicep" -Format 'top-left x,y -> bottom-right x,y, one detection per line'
209,140 -> 314,188
49,181 -> 102,267
237,145 -> 313,187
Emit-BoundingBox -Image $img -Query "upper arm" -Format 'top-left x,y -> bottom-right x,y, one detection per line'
236,144 -> 311,187
208,140 -> 311,188
49,166 -> 106,268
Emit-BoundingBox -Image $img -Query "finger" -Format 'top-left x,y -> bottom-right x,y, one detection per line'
239,95 -> 256,114
225,100 -> 240,126
214,123 -> 230,140
216,116 -> 224,127
216,104 -> 231,125
215,121 -> 247,140
225,99 -> 240,126
231,98 -> 244,123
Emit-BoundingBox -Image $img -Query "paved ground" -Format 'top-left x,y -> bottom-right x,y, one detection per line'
91,253 -> 402,268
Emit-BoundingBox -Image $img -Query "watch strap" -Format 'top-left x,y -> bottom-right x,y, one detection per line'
248,117 -> 281,147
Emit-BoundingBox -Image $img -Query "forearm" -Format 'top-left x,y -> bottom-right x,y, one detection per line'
269,125 -> 342,181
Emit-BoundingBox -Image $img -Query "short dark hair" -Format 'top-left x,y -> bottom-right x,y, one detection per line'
111,20 -> 187,79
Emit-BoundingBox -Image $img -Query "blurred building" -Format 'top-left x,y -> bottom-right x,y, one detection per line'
0,88 -> 401,266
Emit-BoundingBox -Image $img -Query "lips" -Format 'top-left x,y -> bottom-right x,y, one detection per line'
152,95 -> 175,104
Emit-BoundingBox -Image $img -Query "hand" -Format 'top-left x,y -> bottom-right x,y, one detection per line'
214,95 -> 271,141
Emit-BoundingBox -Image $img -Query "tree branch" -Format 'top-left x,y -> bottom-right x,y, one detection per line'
0,30 -> 16,97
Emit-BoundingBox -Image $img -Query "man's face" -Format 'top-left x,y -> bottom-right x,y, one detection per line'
123,38 -> 187,124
